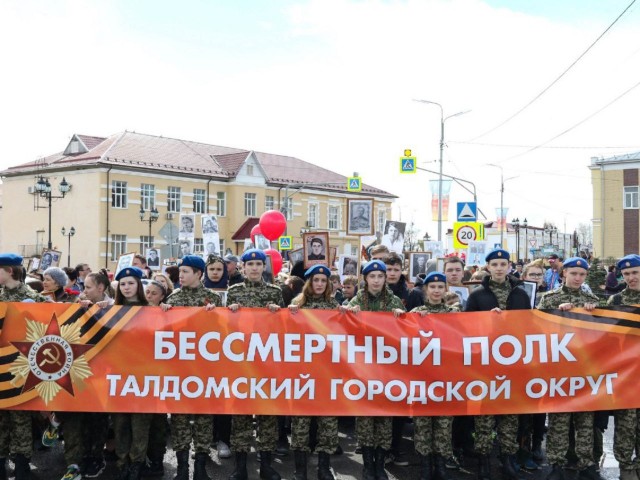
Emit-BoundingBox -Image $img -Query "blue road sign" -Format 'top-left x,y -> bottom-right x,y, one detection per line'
457,202 -> 477,222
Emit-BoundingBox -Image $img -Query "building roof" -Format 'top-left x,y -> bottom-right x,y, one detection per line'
3,131 -> 395,198
590,151 -> 640,167
231,217 -> 260,240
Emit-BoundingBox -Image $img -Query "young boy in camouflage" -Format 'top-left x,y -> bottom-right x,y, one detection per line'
226,249 -> 284,480
537,257 -> 601,480
0,253 -> 50,480
166,255 -> 222,480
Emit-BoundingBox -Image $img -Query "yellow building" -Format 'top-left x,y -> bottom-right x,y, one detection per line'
590,152 -> 640,259
0,132 -> 395,269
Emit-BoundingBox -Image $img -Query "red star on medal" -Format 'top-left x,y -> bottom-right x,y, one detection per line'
11,313 -> 94,396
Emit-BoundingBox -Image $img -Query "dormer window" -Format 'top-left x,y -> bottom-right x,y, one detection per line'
246,165 -> 254,176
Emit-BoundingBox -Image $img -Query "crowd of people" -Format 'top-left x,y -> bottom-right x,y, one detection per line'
0,244 -> 638,480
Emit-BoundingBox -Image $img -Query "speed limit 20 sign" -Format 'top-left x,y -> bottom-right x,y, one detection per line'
453,222 -> 485,249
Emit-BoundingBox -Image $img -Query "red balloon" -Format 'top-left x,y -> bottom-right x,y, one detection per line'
264,248 -> 283,276
250,224 -> 262,244
259,210 -> 287,241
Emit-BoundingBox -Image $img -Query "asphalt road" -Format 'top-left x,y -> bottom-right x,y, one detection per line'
9,417 -> 623,479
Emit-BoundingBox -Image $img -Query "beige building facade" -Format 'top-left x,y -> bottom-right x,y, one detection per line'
590,152 -> 640,259
1,132 -> 395,270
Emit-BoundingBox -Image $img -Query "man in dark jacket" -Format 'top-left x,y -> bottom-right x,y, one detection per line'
406,273 -> 426,311
465,248 -> 531,480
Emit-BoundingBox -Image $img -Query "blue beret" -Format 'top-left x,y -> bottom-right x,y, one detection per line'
0,253 -> 23,266
617,254 -> 640,271
485,248 -> 510,262
115,266 -> 144,281
424,272 -> 446,285
241,248 -> 266,263
562,257 -> 589,270
362,260 -> 386,275
180,255 -> 206,272
304,264 -> 331,279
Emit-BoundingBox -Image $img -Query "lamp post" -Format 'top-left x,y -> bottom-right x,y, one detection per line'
32,176 -> 72,250
544,225 -> 557,247
487,164 -> 518,248
522,218 -> 528,260
139,207 -> 160,239
61,226 -> 76,267
413,99 -> 470,241
512,218 -> 520,261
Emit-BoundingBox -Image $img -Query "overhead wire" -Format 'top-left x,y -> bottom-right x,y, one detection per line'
468,0 -> 637,141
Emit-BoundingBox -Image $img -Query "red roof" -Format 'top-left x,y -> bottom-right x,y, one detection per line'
231,217 -> 260,240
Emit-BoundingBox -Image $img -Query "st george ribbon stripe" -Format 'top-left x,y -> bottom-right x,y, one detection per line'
552,309 -> 640,329
0,387 -> 23,400
87,305 -> 132,345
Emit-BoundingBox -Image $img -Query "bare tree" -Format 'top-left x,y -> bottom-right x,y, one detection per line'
403,221 -> 421,252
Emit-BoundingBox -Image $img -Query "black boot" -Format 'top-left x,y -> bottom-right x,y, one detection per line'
0,458 -> 6,480
477,455 -> 491,480
578,465 -> 604,480
229,452 -> 248,480
374,447 -> 389,480
501,454 -> 521,480
194,452 -> 211,480
13,454 -> 30,480
141,454 -> 164,477
362,447 -> 376,480
174,450 -> 189,480
317,452 -> 335,480
545,464 -> 565,480
432,454 -> 451,480
259,451 -> 281,480
419,454 -> 432,480
128,461 -> 143,480
531,442 -> 544,462
293,450 -> 307,480
118,464 -> 130,480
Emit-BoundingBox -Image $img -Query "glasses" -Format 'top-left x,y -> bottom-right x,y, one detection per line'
526,273 -> 543,278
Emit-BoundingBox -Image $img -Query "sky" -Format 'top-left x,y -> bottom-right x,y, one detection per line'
1,0 -> 639,242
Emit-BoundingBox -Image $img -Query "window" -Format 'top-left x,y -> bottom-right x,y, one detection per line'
140,236 -> 154,252
283,198 -> 293,221
328,205 -> 340,230
111,181 -> 127,208
265,195 -> 275,211
624,186 -> 639,209
111,234 -> 127,261
246,165 -> 254,176
168,186 -> 181,212
244,193 -> 257,216
193,188 -> 206,214
141,184 -> 155,210
377,210 -> 386,233
308,202 -> 319,228
193,238 -> 204,253
219,239 -> 225,255
217,192 -> 226,216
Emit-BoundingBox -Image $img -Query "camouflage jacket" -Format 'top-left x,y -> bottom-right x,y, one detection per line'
0,283 -> 50,303
167,284 -> 222,307
410,302 -> 460,314
292,296 -> 339,310
538,285 -> 599,309
607,287 -> 640,306
348,286 -> 406,313
227,279 -> 284,308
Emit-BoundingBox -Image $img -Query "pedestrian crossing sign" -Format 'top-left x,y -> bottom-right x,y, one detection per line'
400,156 -> 416,173
278,236 -> 293,250
347,176 -> 362,192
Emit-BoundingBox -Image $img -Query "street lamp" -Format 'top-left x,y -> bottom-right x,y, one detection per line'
544,225 -> 558,246
522,218 -> 528,260
139,206 -> 160,238
413,99 -> 471,241
512,218 -> 520,261
487,164 -> 518,248
32,176 -> 72,250
61,226 -> 76,267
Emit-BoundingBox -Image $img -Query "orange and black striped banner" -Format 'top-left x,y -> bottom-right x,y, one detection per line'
1,302 -> 639,416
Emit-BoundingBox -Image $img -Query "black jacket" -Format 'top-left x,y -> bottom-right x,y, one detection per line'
388,275 -> 410,307
465,274 -> 531,312
406,275 -> 425,311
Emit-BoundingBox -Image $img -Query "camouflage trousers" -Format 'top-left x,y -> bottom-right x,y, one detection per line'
474,414 -> 519,455
57,412 -> 108,466
172,414 -> 212,453
113,413 -> 153,468
614,409 -> 640,470
231,415 -> 278,453
414,416 -> 453,456
291,416 -> 338,454
0,410 -> 32,457
547,412 -> 594,469
357,416 -> 392,450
